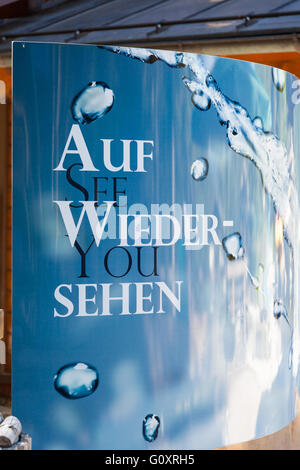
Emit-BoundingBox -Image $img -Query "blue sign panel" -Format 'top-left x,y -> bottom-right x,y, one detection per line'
12,41 -> 300,449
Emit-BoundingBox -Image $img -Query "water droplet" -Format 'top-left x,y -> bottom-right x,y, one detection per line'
192,92 -> 211,111
258,263 -> 264,274
205,74 -> 217,88
71,81 -> 114,124
288,344 -> 293,370
143,414 -> 160,442
222,232 -> 244,261
190,158 -> 209,181
54,362 -> 99,399
250,276 -> 259,289
253,263 -> 265,291
272,67 -> 286,92
101,46 -> 185,67
273,299 -> 287,320
252,116 -> 263,129
182,77 -> 211,111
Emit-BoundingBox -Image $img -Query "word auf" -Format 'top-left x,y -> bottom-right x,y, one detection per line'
54,124 -> 154,173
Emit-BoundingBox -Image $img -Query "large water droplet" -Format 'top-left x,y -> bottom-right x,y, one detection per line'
143,414 -> 160,442
273,299 -> 287,320
222,232 -> 244,261
192,91 -> 211,111
272,67 -> 286,92
190,158 -> 209,181
71,81 -> 114,124
54,362 -> 99,399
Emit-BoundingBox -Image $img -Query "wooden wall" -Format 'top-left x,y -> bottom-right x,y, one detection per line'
226,51 -> 300,79
0,65 -> 11,399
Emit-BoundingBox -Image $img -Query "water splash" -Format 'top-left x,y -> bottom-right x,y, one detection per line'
54,362 -> 99,399
101,46 -> 296,248
102,45 -> 299,374
190,158 -> 209,181
272,67 -> 286,92
143,414 -> 160,442
247,269 -> 260,290
71,81 -> 114,124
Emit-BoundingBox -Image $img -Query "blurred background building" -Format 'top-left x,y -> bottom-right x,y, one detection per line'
1,0 -> 300,447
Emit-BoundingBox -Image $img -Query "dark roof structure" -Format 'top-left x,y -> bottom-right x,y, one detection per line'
0,0 -> 300,54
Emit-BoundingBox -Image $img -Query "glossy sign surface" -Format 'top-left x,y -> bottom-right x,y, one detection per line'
13,42 -> 300,449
